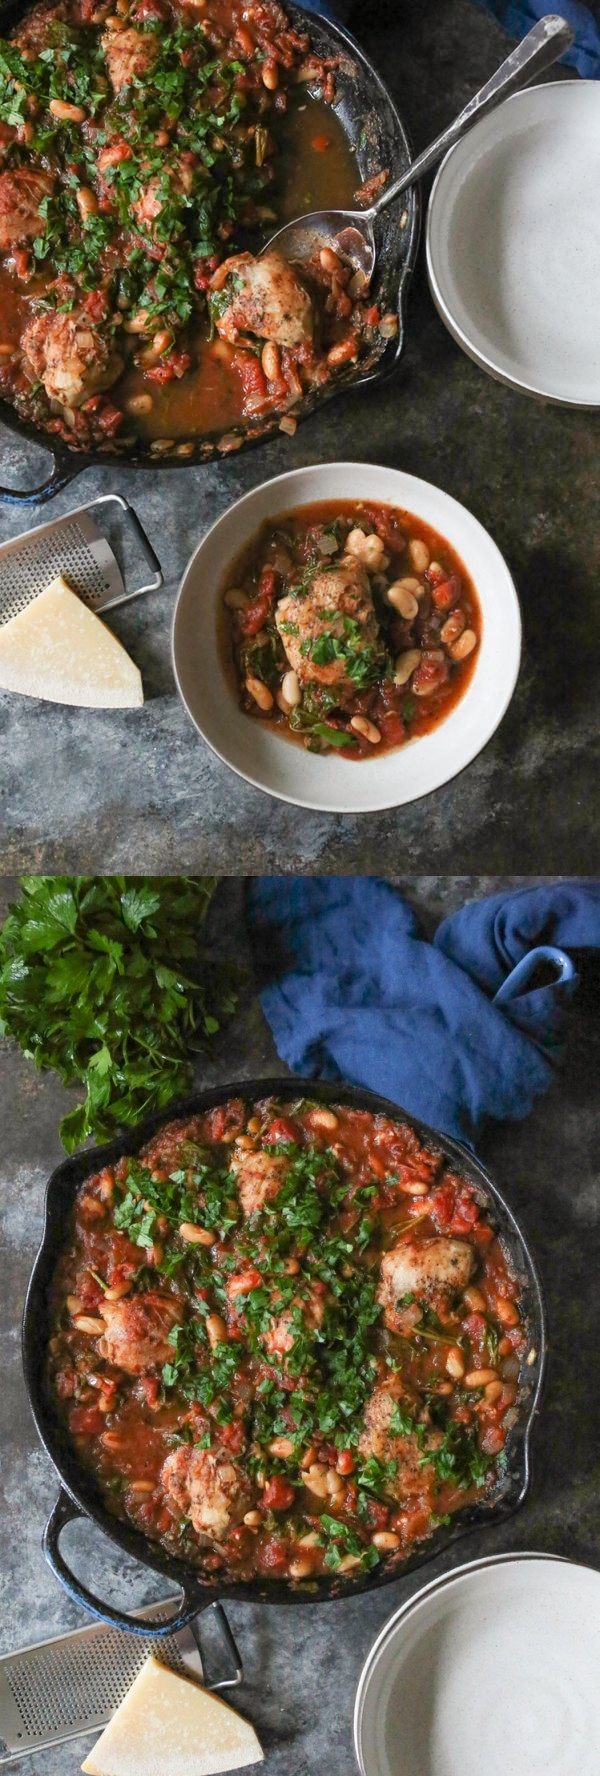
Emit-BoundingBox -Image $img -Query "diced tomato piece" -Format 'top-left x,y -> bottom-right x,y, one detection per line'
336,1450 -> 354,1475
463,1312 -> 487,1343
139,1376 -> 160,1408
364,1497 -> 389,1531
261,1476 -> 296,1512
428,1179 -> 457,1229
132,0 -> 169,16
379,710 -> 406,748
228,1268 -> 263,1298
258,1536 -> 288,1570
431,575 -> 460,612
481,1424 -> 505,1455
220,1420 -> 246,1454
82,289 -> 109,322
96,401 -> 124,436
207,1101 -> 245,1142
239,568 -> 278,638
265,1116 -> 299,1145
68,1404 -> 105,1436
235,352 -> 270,416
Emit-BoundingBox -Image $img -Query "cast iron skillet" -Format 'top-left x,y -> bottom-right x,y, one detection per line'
0,4 -> 420,504
23,1076 -> 546,1637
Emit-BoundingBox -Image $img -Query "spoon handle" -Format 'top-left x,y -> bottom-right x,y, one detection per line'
370,14 -> 574,217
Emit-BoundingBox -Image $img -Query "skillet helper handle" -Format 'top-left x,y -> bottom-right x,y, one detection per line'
0,450 -> 78,507
120,496 -> 163,600
371,15 -> 575,214
84,492 -> 164,604
43,1490 -> 207,1638
493,944 -> 575,1006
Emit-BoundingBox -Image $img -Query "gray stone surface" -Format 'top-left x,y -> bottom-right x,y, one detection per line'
1,0 -> 599,872
1,875 -> 599,1774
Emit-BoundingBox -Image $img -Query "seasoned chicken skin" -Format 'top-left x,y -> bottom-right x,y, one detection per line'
10,0 -> 67,52
358,1378 -> 433,1499
262,1286 -> 325,1358
378,1236 -> 475,1330
229,1144 -> 289,1217
98,1291 -> 181,1374
275,555 -> 379,693
102,25 -> 160,91
211,251 -> 313,348
0,168 -> 54,252
161,1444 -> 250,1542
21,311 -> 123,408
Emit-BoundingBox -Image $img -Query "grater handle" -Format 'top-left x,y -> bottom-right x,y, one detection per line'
0,449 -> 78,507
43,1490 -> 208,1638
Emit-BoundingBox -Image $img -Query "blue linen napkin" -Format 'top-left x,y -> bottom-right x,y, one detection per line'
300,0 -> 600,79
471,0 -> 600,79
247,879 -> 600,1142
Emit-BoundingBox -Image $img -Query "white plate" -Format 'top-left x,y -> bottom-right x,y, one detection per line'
355,1553 -> 600,1776
427,82 -> 600,406
172,462 -> 521,814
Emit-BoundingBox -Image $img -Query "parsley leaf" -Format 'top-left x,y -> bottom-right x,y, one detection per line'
0,877 -> 237,1150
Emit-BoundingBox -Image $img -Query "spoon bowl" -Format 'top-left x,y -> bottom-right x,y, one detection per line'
263,15 -> 573,275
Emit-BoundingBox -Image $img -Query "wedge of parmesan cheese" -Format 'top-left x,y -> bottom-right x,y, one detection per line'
81,1655 -> 263,1776
0,573 -> 143,706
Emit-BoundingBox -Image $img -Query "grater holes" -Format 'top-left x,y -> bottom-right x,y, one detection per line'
0,521 -> 113,626
2,1620 -> 188,1742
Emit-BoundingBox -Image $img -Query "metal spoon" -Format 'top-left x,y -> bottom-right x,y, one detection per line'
264,14 -> 574,278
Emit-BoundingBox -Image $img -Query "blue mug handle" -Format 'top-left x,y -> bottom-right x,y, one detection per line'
493,945 -> 575,1007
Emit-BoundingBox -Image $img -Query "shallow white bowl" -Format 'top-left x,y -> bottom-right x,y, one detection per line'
427,81 -> 600,406
172,462 -> 521,814
355,1552 -> 600,1776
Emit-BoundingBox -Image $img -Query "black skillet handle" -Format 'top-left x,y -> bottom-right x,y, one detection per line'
0,448 -> 78,506
43,1489 -> 208,1638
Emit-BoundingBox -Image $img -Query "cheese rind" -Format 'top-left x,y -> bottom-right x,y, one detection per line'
80,1654 -> 264,1776
0,573 -> 143,707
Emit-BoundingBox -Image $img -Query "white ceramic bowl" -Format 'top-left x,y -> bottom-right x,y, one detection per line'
427,81 -> 600,406
172,462 -> 521,814
355,1552 -> 600,1776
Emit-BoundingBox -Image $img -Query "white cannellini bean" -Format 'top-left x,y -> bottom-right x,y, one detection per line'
280,669 -> 301,708
223,587 -> 248,610
450,628 -> 477,662
408,538 -> 430,573
445,1346 -> 465,1379
393,648 -> 421,686
269,1436 -> 296,1458
371,1531 -> 401,1550
308,1107 -> 338,1132
345,528 -> 385,571
246,675 -> 273,712
350,715 -> 381,745
206,1313 -> 228,1347
387,582 -> 419,620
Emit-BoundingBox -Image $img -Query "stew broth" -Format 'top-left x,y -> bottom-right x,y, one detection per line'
47,1096 -> 526,1588
220,500 -> 482,758
0,0 -> 386,453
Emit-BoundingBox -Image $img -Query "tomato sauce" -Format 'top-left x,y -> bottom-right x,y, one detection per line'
219,500 -> 482,759
47,1096 -> 527,1587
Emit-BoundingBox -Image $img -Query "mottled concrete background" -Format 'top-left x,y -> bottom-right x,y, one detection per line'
1,0 -> 598,873
1,875 -> 599,1774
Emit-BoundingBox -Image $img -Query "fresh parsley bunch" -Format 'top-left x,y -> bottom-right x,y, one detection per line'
0,876 -> 236,1152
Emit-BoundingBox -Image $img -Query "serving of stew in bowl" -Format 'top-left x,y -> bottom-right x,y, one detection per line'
0,0 -> 418,488
172,461 -> 522,813
25,1078 -> 544,1633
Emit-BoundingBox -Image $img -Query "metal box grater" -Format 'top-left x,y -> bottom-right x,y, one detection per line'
0,493 -> 162,627
0,1600 -> 203,1763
